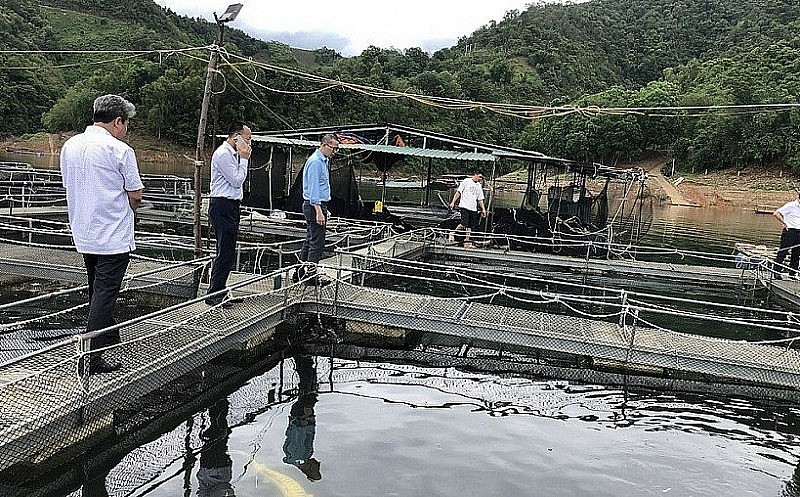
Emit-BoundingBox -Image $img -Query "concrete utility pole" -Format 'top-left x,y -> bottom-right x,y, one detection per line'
193,4 -> 243,256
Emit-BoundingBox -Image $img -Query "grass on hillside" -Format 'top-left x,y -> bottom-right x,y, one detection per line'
43,6 -> 179,51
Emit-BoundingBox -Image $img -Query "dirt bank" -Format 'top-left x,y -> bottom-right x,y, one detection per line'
1,132 -> 194,164
617,157 -> 797,210
658,168 -> 796,210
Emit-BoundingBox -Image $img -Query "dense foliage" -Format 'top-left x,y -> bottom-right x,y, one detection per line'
1,0 -> 800,173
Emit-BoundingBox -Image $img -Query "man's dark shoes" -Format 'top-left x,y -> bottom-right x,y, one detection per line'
89,358 -> 121,375
205,297 -> 234,308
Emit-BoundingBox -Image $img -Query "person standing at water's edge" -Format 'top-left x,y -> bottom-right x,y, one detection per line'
60,94 -> 143,375
205,122 -> 251,307
449,170 -> 487,248
296,134 -> 337,286
772,190 -> 800,279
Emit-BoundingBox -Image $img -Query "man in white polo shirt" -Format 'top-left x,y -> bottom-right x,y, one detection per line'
773,190 -> 800,279
60,94 -> 144,374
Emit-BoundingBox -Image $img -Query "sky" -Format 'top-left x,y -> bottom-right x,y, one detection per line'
153,1 -> 537,56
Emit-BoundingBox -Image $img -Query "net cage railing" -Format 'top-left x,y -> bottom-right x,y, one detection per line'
0,223 -> 783,353
327,228 -> 800,346
0,227 -> 206,298
0,211 -> 397,272
0,168 -> 194,211
0,232 -> 799,474
0,165 -> 193,191
369,226 -> 772,269
317,256 -> 800,389
3,248 -> 794,420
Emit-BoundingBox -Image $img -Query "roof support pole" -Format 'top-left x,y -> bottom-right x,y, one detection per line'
424,157 -> 433,207
483,159 -> 498,236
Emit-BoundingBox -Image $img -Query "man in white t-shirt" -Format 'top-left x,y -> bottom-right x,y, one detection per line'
773,191 -> 800,279
448,170 -> 487,248
61,94 -> 144,374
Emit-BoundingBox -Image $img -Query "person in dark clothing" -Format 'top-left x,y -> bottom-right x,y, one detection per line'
282,356 -> 321,481
198,399 -> 235,497
773,191 -> 800,279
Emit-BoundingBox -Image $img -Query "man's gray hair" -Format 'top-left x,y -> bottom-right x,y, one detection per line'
321,133 -> 337,146
93,94 -> 136,124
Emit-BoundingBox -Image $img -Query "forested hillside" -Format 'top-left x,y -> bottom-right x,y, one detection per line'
1,0 -> 799,173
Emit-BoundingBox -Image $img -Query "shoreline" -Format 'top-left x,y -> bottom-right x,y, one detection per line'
3,135 -> 797,210
1,133 -> 195,165
650,169 -> 797,211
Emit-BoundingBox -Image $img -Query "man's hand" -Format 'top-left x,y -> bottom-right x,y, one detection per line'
315,205 -> 326,225
128,189 -> 143,211
480,209 -> 487,218
237,140 -> 252,160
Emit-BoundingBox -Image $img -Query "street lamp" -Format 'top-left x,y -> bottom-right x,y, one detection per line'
216,3 -> 243,23
193,3 -> 244,256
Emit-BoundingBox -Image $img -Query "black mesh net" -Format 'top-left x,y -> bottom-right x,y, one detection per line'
286,163 -> 361,218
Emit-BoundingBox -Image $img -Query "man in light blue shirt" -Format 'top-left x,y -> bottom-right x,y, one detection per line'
205,121 -> 251,306
296,134 -> 338,285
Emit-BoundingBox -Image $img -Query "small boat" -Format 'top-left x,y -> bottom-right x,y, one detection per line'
5,147 -> 45,157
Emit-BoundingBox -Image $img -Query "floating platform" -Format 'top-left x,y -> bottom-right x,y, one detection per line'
1,231 -> 800,475
2,268 -> 800,473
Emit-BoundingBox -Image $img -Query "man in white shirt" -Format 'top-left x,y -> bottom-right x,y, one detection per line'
448,170 -> 487,248
773,191 -> 800,279
60,94 -> 144,374
205,121 -> 251,306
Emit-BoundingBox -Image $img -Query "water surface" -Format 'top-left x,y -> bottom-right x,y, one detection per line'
60,357 -> 800,497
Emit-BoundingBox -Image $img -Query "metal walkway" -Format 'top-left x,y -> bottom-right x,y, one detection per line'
307,283 -> 800,390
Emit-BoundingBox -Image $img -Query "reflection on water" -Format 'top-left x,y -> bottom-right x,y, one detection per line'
197,399 -> 234,497
81,469 -> 110,497
282,355 -> 321,482
55,356 -> 799,497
